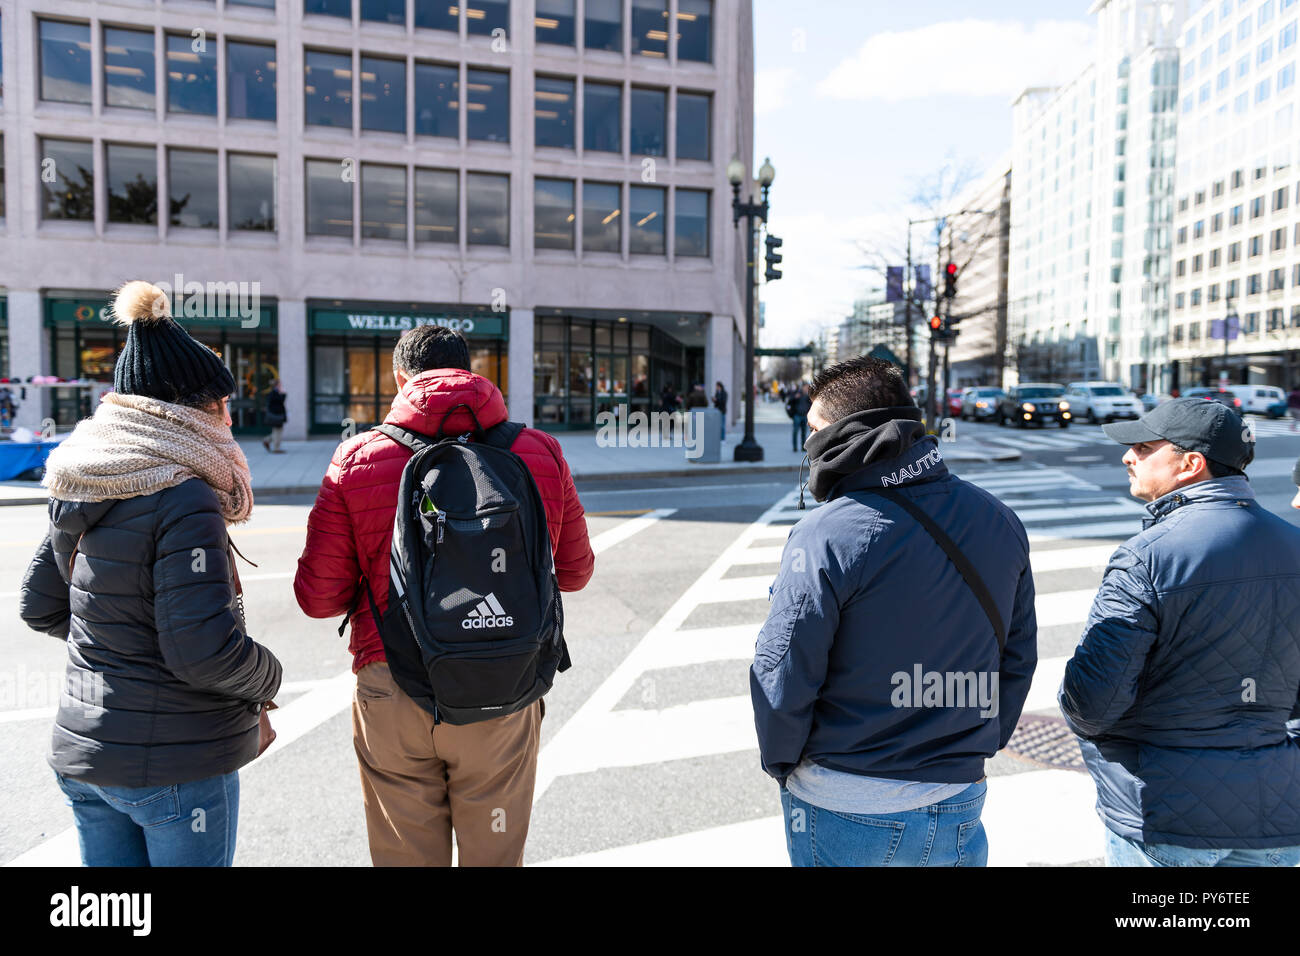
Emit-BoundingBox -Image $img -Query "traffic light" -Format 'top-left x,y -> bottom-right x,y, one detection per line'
929,315 -> 942,333
765,235 -> 784,281
944,262 -> 958,298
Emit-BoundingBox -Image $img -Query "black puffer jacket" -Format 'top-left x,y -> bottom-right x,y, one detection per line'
19,478 -> 282,787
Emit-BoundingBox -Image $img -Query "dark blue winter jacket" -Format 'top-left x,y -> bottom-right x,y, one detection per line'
751,419 -> 1038,786
1060,476 -> 1300,849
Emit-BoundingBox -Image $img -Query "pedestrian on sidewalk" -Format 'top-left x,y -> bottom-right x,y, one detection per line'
751,356 -> 1038,867
1287,383 -> 1300,432
1060,398 -> 1300,867
18,280 -> 281,867
660,382 -> 680,438
713,381 -> 728,441
262,379 -> 287,453
786,383 -> 812,451
293,325 -> 594,867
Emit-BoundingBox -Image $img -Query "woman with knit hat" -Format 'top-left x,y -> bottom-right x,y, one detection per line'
19,281 -> 282,867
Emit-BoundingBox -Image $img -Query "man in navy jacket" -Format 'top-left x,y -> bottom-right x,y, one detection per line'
751,356 -> 1038,867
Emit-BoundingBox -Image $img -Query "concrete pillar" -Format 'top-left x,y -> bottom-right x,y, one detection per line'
507,308 -> 534,426
8,291 -> 49,432
707,313 -> 737,426
278,300 -> 309,441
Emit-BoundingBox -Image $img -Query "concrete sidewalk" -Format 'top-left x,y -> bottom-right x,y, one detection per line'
0,402 -> 1017,505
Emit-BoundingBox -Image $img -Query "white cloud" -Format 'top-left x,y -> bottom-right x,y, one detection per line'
817,19 -> 1095,102
755,67 -> 798,115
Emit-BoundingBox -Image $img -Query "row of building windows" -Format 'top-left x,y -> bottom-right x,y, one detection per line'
1173,264 -> 1300,307
1184,0 -> 1297,49
1183,16 -> 1297,79
1176,185 -> 1298,243
1172,305 -> 1300,343
1176,224 -> 1300,271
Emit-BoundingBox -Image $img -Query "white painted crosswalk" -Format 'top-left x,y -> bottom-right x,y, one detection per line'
969,414 -> 1298,452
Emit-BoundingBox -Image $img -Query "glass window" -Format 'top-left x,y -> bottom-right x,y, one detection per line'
305,0 -> 351,16
534,177 -> 575,250
632,0 -> 668,58
675,188 -> 708,257
361,0 -> 405,25
40,138 -> 94,221
227,41 -> 277,122
416,63 -> 459,138
584,81 -> 621,152
466,172 -> 509,245
1258,38 -> 1274,65
676,92 -> 710,160
415,167 -> 457,243
361,56 -> 405,133
0,136 -> 4,218
166,33 -> 217,116
535,75 -> 575,148
676,0 -> 712,62
107,144 -> 157,225
630,87 -> 666,156
228,0 -> 275,8
305,50 -> 353,128
361,164 -> 406,240
229,153 -> 276,231
168,148 -> 218,228
629,185 -> 665,254
415,0 -> 459,31
306,158 -> 353,237
39,20 -> 92,104
1260,1 -> 1275,27
466,68 -> 510,142
104,27 -> 155,110
583,181 -> 621,252
585,0 -> 622,52
467,1 -> 510,36
536,0 -> 575,45
1283,21 -> 1298,49
1281,62 -> 1297,89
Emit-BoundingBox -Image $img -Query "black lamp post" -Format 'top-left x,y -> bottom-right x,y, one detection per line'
728,155 -> 775,462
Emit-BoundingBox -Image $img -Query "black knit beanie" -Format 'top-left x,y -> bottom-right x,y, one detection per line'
110,281 -> 236,406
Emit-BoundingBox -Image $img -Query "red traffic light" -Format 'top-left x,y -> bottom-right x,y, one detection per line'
945,262 -> 958,276
929,315 -> 942,330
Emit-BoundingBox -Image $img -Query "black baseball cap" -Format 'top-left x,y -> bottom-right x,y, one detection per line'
1102,397 -> 1255,472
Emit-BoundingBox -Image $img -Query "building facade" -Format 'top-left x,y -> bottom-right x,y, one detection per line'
0,0 -> 752,437
943,160 -> 1011,388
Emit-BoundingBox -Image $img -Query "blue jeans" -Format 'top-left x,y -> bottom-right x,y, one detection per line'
792,415 -> 808,450
55,771 -> 240,867
781,780 -> 988,867
1104,828 -> 1300,867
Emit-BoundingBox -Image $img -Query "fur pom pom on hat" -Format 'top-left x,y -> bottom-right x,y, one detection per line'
110,279 -> 237,407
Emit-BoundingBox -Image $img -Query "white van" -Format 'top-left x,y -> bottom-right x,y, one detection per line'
1229,385 -> 1286,416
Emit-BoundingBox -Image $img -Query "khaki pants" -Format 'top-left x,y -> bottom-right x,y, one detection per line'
352,662 -> 542,867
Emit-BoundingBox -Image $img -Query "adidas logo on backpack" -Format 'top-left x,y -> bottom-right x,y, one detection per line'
462,593 -> 514,630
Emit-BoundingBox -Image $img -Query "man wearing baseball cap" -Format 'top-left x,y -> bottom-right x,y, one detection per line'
1060,398 -> 1300,866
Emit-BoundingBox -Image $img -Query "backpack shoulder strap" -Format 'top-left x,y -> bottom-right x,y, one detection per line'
860,486 -> 1007,656
373,423 -> 436,454
480,420 -> 524,451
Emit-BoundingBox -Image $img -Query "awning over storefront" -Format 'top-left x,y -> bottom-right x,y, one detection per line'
308,306 -> 508,339
44,295 -> 277,332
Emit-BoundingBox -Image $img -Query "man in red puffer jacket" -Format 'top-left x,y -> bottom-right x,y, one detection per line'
294,326 -> 593,867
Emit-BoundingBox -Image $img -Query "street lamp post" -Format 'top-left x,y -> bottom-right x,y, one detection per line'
728,155 -> 775,462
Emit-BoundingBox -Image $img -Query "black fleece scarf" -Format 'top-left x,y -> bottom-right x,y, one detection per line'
805,406 -> 928,502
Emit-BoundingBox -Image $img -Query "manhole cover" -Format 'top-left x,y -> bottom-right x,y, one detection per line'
1004,714 -> 1088,772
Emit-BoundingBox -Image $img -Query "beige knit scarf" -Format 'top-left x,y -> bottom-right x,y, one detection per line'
43,392 -> 253,524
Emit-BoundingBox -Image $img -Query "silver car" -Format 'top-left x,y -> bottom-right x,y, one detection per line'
960,387 -> 1006,421
1065,382 -> 1143,424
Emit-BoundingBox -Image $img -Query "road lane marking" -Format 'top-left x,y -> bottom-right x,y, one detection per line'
588,508 -> 676,555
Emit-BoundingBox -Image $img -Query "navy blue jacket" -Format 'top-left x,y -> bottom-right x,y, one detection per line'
751,437 -> 1038,785
1060,476 -> 1300,849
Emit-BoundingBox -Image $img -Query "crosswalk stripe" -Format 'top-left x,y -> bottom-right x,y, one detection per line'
731,545 -> 785,565
535,816 -> 787,867
645,624 -> 758,669
983,770 -> 1105,866
1035,589 -> 1098,627
1015,502 -> 1145,523
1027,521 -> 1137,541
1023,655 -> 1069,712
1030,544 -> 1119,573
696,575 -> 772,604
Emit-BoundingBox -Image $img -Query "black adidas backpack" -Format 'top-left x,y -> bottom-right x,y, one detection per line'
350,405 -> 569,725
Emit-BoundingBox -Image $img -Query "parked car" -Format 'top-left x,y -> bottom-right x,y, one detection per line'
1138,391 -> 1163,412
1184,385 -> 1244,412
960,387 -> 1007,421
1229,384 -> 1287,417
946,389 -> 965,417
1065,382 -> 1143,424
998,383 -> 1072,428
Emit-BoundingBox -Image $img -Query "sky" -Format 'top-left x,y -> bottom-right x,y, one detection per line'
752,0 -> 1099,347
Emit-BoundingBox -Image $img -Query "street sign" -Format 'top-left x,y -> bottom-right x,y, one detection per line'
1209,316 -> 1240,340
885,266 -> 904,303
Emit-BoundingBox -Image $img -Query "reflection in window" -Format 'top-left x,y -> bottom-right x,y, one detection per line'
536,0 -> 575,45
415,0 -> 459,31
305,50 -> 352,128
535,178 -> 575,250
227,41 -> 277,122
104,27 -> 155,110
632,0 -> 668,58
40,138 -> 95,221
107,144 -> 158,225
167,33 -> 217,115
39,20 -> 92,104
468,1 -> 510,36
229,153 -> 276,232
677,0 -> 712,62
629,186 -> 665,254
362,56 -> 405,133
676,92 -> 710,160
306,0 -> 351,16
415,168 -> 458,243
631,87 -> 666,155
585,0 -> 622,52
361,0 -> 405,25
584,81 -> 621,152
467,68 -> 510,142
675,189 -> 709,257
306,158 -> 353,237
583,182 -> 621,252
467,172 -> 509,245
416,63 -> 459,138
535,76 -> 575,148
362,164 -> 407,240
168,148 -> 218,228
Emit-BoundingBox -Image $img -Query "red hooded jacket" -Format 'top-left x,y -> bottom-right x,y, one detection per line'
294,369 -> 594,672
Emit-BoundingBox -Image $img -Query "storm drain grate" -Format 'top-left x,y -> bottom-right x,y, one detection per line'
1004,714 -> 1088,772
